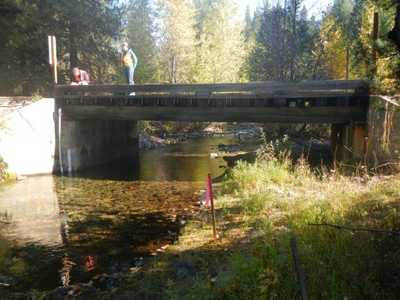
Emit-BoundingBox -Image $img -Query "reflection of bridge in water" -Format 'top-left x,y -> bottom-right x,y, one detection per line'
54,80 -> 370,173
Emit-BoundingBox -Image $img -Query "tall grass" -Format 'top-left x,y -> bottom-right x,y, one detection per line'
175,147 -> 400,299
106,144 -> 400,299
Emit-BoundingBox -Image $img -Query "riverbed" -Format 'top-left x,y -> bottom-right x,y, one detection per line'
0,136 -> 255,292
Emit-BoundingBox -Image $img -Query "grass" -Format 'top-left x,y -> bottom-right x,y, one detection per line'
109,145 -> 400,299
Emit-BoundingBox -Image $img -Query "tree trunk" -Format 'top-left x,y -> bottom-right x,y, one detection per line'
290,0 -> 297,81
370,12 -> 379,79
69,21 -> 79,71
345,45 -> 349,80
388,2 -> 400,52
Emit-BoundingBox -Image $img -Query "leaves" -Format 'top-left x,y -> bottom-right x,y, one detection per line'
0,0 -> 123,95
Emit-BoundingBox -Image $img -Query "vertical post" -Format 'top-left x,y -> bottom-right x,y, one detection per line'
48,36 -> 53,65
52,36 -> 58,84
67,149 -> 72,175
207,174 -> 218,240
48,35 -> 58,84
371,12 -> 379,78
58,107 -> 64,175
351,124 -> 367,160
363,136 -> 369,166
345,46 -> 350,80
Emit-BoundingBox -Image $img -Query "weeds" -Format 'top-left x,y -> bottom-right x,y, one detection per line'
148,145 -> 400,299
0,156 -> 8,183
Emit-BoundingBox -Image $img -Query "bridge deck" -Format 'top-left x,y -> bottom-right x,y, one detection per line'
55,80 -> 369,124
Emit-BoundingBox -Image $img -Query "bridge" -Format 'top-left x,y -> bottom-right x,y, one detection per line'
54,80 -> 371,173
55,80 -> 369,123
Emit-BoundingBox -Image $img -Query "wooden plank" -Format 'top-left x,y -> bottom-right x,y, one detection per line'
61,105 -> 367,124
57,95 -> 369,107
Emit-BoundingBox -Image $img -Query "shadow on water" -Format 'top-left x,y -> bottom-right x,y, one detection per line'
0,174 -> 201,291
0,137 -> 243,291
0,211 -> 189,291
68,136 -> 239,182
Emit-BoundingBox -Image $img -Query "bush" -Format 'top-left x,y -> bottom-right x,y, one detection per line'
0,155 -> 8,182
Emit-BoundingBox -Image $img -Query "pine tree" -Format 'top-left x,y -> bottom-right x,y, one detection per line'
157,0 -> 197,83
195,0 -> 245,83
126,0 -> 158,83
249,3 -> 288,80
0,0 -> 123,94
249,1 -> 320,81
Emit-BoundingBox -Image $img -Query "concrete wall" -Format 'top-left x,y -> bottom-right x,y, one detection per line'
54,110 -> 138,174
0,98 -> 56,175
366,96 -> 400,167
0,98 -> 139,175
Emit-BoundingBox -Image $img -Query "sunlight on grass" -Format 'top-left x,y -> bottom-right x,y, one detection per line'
158,146 -> 400,299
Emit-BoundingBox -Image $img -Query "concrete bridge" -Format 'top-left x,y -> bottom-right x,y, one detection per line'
53,80 -> 371,173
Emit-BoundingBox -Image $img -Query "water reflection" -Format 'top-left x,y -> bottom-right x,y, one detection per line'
0,136 -> 241,290
139,138 -> 227,181
75,136 -> 234,181
0,176 -> 63,247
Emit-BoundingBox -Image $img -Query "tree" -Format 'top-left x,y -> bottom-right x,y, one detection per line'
249,1 -> 318,81
50,0 -> 123,83
194,0 -> 245,83
318,15 -> 348,79
126,0 -> 159,83
157,0 -> 197,83
388,2 -> 400,51
249,3 -> 286,81
370,0 -> 400,52
0,0 -> 123,95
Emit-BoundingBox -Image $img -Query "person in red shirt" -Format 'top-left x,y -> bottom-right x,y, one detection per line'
71,67 -> 90,85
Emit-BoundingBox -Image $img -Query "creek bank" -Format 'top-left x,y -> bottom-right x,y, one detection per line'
139,123 -> 264,150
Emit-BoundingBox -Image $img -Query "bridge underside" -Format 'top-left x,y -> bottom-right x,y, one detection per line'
61,96 -> 367,124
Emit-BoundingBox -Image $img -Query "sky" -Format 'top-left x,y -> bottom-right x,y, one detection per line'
239,0 -> 333,19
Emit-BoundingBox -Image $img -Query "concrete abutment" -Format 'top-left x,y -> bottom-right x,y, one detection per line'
54,108 -> 138,174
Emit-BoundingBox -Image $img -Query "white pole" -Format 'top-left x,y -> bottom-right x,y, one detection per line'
48,35 -> 53,65
58,108 -> 64,175
51,36 -> 58,84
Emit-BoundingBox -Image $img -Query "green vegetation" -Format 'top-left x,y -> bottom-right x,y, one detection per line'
113,147 -> 400,299
1,0 -> 400,297
0,0 -> 123,95
0,156 -> 8,183
2,0 -> 400,95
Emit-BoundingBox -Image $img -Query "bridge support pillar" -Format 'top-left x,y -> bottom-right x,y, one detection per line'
331,123 -> 367,162
54,109 -> 138,174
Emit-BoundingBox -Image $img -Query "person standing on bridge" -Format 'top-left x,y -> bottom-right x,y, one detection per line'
71,67 -> 90,85
121,42 -> 138,85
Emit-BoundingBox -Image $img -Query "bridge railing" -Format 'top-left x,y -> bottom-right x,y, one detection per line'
54,80 -> 370,99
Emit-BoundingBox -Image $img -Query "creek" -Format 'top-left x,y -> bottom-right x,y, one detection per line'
0,135 -> 253,291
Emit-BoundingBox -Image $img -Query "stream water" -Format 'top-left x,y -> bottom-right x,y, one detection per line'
0,136 -> 250,291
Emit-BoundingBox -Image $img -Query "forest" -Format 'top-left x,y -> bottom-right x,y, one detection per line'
1,0 -> 400,96
2,1 -> 400,299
